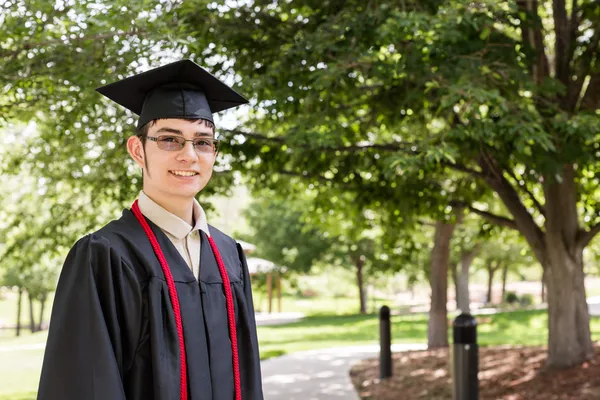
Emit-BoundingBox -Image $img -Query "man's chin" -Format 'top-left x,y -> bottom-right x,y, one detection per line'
171,186 -> 205,198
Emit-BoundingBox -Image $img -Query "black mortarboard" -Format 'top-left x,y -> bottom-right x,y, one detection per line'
95,59 -> 248,128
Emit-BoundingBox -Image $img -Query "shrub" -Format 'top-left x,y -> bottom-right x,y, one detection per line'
504,291 -> 519,304
520,294 -> 534,306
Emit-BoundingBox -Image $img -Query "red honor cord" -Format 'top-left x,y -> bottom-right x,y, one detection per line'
131,200 -> 242,400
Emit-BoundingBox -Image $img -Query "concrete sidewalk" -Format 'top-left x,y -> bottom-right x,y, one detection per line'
255,312 -> 305,326
261,343 -> 427,400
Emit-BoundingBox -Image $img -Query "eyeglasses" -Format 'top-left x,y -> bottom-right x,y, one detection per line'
146,135 -> 219,154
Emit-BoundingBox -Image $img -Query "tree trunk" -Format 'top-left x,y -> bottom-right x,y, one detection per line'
544,246 -> 594,367
542,165 -> 594,368
369,283 -> 376,314
355,255 -> 367,314
16,287 -> 23,337
449,262 -> 458,306
541,267 -> 546,303
486,261 -> 496,304
38,293 -> 47,331
456,249 -> 477,313
501,262 -> 508,301
428,218 -> 460,348
28,292 -> 36,333
477,156 -> 597,368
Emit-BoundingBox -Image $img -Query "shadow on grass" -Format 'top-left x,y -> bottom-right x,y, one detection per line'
258,309 -> 600,355
260,349 -> 287,360
258,313 -> 430,351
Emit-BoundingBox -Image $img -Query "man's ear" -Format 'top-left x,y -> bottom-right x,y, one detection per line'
127,136 -> 145,169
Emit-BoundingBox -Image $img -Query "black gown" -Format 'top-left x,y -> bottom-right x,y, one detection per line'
37,209 -> 263,400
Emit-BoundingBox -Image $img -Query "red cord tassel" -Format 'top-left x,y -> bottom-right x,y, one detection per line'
131,200 -> 242,400
208,236 -> 242,400
132,200 -> 188,400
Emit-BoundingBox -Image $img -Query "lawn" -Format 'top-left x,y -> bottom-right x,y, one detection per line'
257,309 -> 600,356
0,348 -> 44,400
0,290 -> 54,341
3,292 -> 600,399
253,293 -> 389,316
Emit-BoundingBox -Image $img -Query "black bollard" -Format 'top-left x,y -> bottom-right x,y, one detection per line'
452,313 -> 478,400
379,305 -> 392,379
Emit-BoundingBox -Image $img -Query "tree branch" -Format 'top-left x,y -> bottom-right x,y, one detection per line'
443,161 -> 485,179
554,0 -> 570,84
566,20 -> 600,112
227,130 -> 420,153
566,0 -> 580,68
577,223 -> 600,249
477,147 -> 547,262
276,169 -> 354,189
516,0 -> 550,84
504,168 -> 546,217
468,206 -> 519,230
0,29 -> 147,59
580,71 -> 600,111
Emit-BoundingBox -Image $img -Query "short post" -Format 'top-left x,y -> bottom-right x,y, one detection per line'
379,305 -> 392,379
452,313 -> 478,400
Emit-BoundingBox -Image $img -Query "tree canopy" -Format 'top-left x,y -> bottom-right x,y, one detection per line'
1,0 -> 599,368
179,0 -> 600,367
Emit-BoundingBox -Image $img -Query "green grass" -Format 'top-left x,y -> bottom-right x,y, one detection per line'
253,293 -> 389,316
0,392 -> 37,400
257,309 -> 600,357
3,302 -> 600,398
0,290 -> 54,334
0,347 -> 44,400
0,330 -> 48,345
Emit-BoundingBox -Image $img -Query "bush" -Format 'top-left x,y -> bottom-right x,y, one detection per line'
520,294 -> 534,306
504,291 -> 519,304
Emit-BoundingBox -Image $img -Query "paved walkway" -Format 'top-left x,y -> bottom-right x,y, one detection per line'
255,312 -> 305,326
261,343 -> 427,400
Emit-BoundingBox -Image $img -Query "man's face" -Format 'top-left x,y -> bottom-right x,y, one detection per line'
132,118 -> 217,201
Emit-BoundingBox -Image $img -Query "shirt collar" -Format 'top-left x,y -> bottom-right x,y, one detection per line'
137,191 -> 211,239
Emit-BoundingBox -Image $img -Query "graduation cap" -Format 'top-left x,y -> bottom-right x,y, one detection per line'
96,59 -> 248,128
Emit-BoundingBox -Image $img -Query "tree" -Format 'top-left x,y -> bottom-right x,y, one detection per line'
428,217 -> 461,347
478,228 -> 536,304
1,265 -> 25,335
241,193 -> 333,274
450,216 -> 483,313
0,2 -> 239,298
242,188 -> 404,314
180,0 -> 600,367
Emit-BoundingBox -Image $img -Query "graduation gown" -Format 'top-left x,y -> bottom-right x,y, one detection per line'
37,209 -> 263,400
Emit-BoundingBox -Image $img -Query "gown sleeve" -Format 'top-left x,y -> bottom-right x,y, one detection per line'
37,234 -> 143,400
237,243 -> 264,399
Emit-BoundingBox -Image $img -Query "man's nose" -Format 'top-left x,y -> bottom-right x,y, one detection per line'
177,140 -> 197,161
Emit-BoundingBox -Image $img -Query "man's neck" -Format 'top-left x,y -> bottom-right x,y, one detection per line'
142,190 -> 195,226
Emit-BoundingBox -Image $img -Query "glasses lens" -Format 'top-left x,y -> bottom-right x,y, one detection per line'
157,135 -> 184,151
193,139 -> 218,153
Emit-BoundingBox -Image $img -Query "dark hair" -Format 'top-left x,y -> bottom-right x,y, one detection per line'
135,118 -> 216,147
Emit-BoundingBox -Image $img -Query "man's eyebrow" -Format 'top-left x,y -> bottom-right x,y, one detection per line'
155,127 -> 213,137
155,127 -> 183,135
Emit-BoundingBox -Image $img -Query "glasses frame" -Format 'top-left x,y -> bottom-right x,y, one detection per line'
146,135 -> 220,154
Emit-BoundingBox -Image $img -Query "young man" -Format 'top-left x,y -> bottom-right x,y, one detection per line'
37,60 -> 263,400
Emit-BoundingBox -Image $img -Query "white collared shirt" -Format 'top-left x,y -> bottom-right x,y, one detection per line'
137,191 -> 210,280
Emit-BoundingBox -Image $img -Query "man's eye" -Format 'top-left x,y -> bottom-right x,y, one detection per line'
195,140 -> 211,146
160,136 -> 178,143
